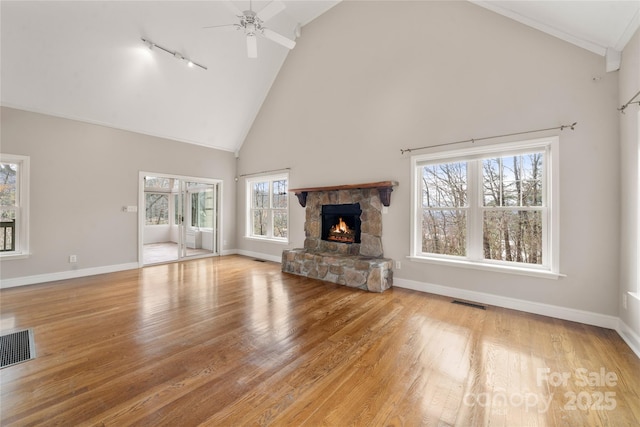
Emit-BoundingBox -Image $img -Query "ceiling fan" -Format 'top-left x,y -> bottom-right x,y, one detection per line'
205,0 -> 296,58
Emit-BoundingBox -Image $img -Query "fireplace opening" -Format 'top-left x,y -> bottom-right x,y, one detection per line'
321,203 -> 362,244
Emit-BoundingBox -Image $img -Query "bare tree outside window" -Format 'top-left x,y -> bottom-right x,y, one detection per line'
420,151 -> 545,266
145,193 -> 169,225
421,161 -> 467,256
252,182 -> 269,236
248,176 -> 288,240
272,179 -> 288,238
482,153 -> 543,264
0,162 -> 17,251
0,163 -> 17,209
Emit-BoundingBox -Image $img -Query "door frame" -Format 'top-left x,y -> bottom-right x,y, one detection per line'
138,171 -> 224,267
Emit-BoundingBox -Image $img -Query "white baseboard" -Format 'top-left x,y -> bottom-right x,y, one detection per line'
235,249 -> 283,263
394,278 -> 620,329
0,262 -> 139,289
617,319 -> 640,359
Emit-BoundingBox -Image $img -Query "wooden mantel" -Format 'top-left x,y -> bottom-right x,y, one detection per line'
290,181 -> 398,208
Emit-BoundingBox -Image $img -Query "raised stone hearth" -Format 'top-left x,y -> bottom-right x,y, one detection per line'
282,249 -> 393,292
282,181 -> 397,292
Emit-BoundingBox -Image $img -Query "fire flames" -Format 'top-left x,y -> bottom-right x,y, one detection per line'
331,217 -> 350,234
328,217 -> 355,243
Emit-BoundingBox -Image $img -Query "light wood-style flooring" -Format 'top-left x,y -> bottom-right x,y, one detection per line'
1,255 -> 638,426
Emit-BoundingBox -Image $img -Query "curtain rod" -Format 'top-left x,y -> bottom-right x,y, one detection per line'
400,122 -> 577,154
238,167 -> 291,178
618,90 -> 640,113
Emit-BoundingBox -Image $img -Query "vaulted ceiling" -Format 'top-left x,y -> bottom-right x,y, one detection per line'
1,1 -> 638,153
475,0 -> 639,55
0,0 -> 340,153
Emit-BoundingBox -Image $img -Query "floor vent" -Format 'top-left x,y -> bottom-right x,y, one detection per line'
452,300 -> 487,310
253,259 -> 267,263
0,329 -> 36,368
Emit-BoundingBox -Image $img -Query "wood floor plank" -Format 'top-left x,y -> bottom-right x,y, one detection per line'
1,255 -> 638,426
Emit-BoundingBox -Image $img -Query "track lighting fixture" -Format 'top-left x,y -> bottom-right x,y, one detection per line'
141,38 -> 207,70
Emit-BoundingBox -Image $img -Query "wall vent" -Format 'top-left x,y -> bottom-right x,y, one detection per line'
452,300 -> 487,310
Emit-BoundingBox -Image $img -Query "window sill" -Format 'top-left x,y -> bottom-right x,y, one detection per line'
244,236 -> 290,245
0,252 -> 30,261
407,255 -> 565,280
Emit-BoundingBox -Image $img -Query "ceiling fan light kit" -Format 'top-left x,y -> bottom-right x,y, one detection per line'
247,33 -> 258,58
204,0 -> 297,58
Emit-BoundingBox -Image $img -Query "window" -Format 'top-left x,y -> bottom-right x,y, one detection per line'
144,177 -> 173,189
145,193 -> 169,225
144,176 -> 174,226
0,154 -> 30,258
246,174 -> 288,241
191,188 -> 214,229
174,194 -> 180,225
411,137 -> 559,277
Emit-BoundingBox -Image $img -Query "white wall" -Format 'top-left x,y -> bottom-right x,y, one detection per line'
618,29 -> 640,342
237,1 -> 621,319
143,225 -> 171,244
0,107 -> 237,282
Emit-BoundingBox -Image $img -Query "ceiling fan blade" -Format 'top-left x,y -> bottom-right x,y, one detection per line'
203,23 -> 241,31
246,34 -> 258,58
256,0 -> 286,22
224,0 -> 244,16
262,28 -> 296,50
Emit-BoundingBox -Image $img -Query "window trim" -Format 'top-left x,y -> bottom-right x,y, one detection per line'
0,153 -> 30,260
245,173 -> 289,243
410,137 -> 561,279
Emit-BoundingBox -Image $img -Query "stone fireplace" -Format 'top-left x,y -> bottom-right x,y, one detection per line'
282,181 -> 397,292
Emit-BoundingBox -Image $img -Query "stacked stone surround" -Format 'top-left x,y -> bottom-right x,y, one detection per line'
282,187 -> 393,292
282,249 -> 393,292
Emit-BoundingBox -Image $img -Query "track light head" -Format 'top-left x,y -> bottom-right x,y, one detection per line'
141,37 -> 207,70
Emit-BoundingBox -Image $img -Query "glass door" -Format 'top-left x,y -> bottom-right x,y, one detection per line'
179,181 -> 218,258
142,175 -> 179,265
141,173 -> 221,266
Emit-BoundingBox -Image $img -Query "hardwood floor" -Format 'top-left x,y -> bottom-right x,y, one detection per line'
1,255 -> 638,426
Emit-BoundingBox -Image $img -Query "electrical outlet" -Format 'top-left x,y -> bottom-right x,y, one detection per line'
395,261 -> 401,269
622,293 -> 628,310
69,255 -> 77,263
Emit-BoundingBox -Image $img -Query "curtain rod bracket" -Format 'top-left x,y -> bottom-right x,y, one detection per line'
618,101 -> 640,114
619,90 -> 640,114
